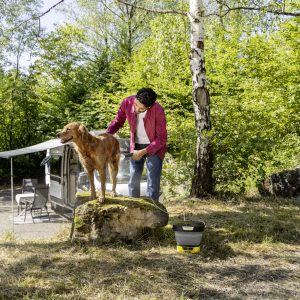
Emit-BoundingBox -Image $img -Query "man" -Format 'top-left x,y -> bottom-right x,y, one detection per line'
106,87 -> 167,201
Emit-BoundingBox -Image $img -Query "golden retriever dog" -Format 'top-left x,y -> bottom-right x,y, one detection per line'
57,122 -> 120,203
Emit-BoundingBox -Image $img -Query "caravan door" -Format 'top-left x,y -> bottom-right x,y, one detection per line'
47,144 -> 78,211
47,146 -> 65,205
66,146 -> 78,208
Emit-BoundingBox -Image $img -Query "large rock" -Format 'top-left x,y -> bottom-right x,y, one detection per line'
258,166 -> 300,198
71,193 -> 169,243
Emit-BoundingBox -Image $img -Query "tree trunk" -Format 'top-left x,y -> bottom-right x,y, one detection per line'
189,0 -> 214,197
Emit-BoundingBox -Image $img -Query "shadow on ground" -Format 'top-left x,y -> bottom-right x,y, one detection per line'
0,238 -> 298,300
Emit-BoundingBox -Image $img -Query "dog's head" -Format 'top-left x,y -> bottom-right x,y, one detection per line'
57,122 -> 88,143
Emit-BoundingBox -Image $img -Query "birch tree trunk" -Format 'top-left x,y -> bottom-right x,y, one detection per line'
189,0 -> 214,197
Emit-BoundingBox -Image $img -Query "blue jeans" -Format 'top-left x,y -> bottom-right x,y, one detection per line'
128,144 -> 162,201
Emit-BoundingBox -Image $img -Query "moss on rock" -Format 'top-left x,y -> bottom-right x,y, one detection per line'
76,192 -> 167,211
72,194 -> 169,243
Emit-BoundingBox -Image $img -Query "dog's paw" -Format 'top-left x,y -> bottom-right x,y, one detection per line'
98,196 -> 105,203
111,191 -> 118,198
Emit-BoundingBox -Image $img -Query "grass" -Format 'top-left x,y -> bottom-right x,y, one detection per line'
0,196 -> 299,299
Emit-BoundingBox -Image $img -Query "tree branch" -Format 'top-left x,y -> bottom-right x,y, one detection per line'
99,0 -> 125,22
220,5 -> 300,17
211,1 -> 300,17
8,0 -> 66,35
118,0 -> 299,18
35,0 -> 66,36
38,0 -> 65,18
117,0 -> 188,16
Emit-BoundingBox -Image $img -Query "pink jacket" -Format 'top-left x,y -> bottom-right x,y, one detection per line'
107,96 -> 167,160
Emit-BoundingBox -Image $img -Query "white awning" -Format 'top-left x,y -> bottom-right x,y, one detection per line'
0,139 -> 66,159
0,131 -> 124,159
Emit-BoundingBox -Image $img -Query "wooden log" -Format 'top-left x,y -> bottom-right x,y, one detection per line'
258,167 -> 300,198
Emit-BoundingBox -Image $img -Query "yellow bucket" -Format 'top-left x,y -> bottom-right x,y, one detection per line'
177,245 -> 201,254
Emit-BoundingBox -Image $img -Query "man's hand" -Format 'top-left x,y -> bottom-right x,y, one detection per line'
132,149 -> 147,160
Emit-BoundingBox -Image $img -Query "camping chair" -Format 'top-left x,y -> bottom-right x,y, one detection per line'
24,185 -> 50,223
16,178 -> 38,215
22,178 -> 38,193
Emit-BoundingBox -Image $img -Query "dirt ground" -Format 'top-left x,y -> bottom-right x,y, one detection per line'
0,187 -> 71,240
0,190 -> 299,299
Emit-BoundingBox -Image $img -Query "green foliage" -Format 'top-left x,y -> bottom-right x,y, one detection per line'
206,17 -> 300,193
118,14 -> 196,194
0,1 -> 299,195
0,0 -> 41,68
121,14 -> 191,108
0,71 -> 40,150
162,113 -> 196,197
70,89 -> 120,130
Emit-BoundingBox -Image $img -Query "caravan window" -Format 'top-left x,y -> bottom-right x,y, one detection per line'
50,155 -> 62,178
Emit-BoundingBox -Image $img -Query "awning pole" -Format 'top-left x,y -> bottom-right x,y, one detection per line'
11,157 -> 14,234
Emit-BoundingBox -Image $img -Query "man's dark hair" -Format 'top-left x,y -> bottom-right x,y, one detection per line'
136,88 -> 157,107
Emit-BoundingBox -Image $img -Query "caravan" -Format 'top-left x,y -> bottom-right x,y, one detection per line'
0,135 -> 148,218
44,138 -> 147,216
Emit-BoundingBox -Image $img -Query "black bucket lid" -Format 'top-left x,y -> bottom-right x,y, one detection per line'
173,221 -> 205,232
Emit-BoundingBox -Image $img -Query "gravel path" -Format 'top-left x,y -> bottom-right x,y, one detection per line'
0,187 -> 71,240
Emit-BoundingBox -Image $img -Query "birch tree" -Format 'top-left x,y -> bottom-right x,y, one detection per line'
188,0 -> 213,197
